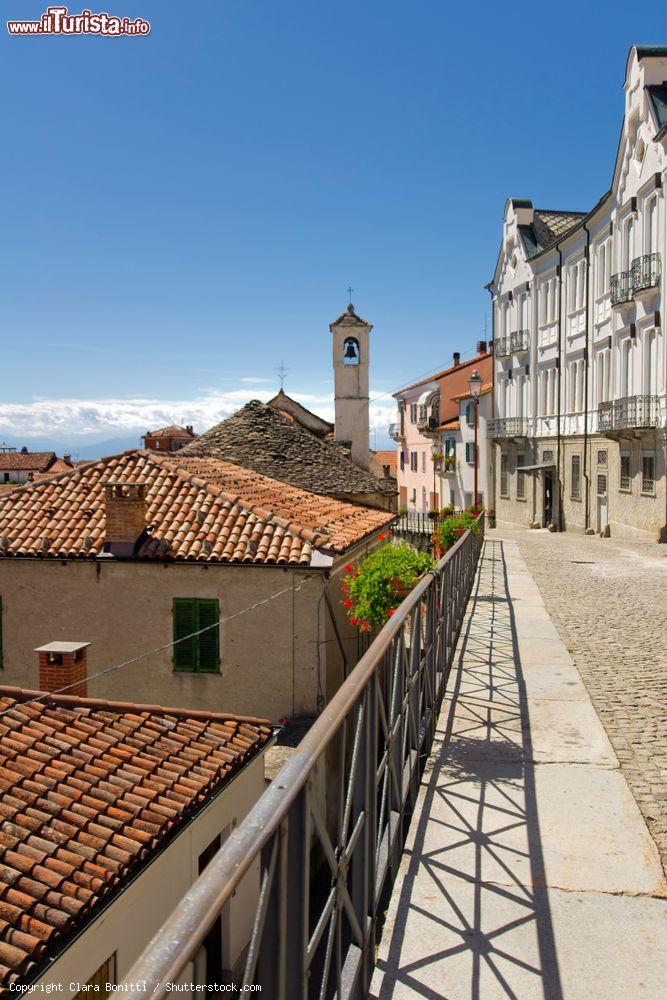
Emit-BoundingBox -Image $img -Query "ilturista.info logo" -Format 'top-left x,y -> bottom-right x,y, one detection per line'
7,6 -> 151,35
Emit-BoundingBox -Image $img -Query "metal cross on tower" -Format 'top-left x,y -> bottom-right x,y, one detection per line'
275,361 -> 289,390
346,286 -> 354,305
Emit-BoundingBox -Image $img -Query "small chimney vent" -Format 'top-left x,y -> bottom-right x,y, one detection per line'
36,641 -> 90,697
476,340 -> 487,355
453,352 -> 461,367
104,482 -> 147,557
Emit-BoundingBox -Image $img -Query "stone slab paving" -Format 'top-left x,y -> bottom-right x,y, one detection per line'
371,537 -> 667,1000
496,523 -> 667,871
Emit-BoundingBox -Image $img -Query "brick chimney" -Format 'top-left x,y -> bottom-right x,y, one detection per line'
104,482 -> 147,556
453,352 -> 460,367
476,340 -> 487,355
36,641 -> 89,697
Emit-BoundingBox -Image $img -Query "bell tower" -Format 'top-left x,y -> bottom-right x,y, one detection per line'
329,302 -> 372,469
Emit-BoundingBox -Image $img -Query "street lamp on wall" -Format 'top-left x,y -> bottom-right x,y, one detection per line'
467,369 -> 482,510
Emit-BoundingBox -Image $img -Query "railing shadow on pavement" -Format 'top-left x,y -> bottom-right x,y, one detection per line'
371,538 -> 564,1000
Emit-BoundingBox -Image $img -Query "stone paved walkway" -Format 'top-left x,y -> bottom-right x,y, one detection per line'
371,536 -> 667,1000
494,523 -> 667,871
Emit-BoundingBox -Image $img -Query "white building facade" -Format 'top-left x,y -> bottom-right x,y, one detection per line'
487,46 -> 667,541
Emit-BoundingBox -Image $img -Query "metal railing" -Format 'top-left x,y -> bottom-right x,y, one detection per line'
631,252 -> 661,294
510,329 -> 530,353
120,518 -> 485,999
610,270 -> 632,306
597,394 -> 660,433
493,336 -> 511,357
488,416 -> 527,438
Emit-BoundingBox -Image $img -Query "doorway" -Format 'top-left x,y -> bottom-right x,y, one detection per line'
543,471 -> 554,527
596,474 -> 608,534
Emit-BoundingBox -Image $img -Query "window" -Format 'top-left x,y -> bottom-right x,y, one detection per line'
620,453 -> 631,492
75,956 -> 116,999
542,450 -> 553,463
421,451 -> 426,474
445,437 -> 456,457
173,599 -> 220,673
642,454 -> 655,495
410,403 -> 418,424
410,488 -> 416,504
465,442 -> 476,463
597,240 -> 610,296
646,195 -> 659,255
410,451 -> 418,473
516,454 -> 525,500
400,451 -> 405,471
571,454 -> 581,499
466,402 -> 474,427
597,450 -> 607,466
597,474 -> 607,496
500,454 -> 509,497
342,337 -> 360,366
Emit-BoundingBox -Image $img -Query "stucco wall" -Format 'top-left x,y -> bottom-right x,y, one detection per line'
35,754 -> 266,993
0,560 -> 323,720
493,433 -> 666,539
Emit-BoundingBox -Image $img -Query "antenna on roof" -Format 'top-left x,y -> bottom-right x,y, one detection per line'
275,360 -> 289,391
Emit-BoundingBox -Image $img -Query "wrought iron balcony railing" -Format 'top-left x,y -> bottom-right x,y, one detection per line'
120,518 -> 485,998
388,421 -> 405,441
488,416 -> 527,438
610,270 -> 632,306
597,394 -> 660,434
631,253 -> 661,295
493,336 -> 511,357
510,330 -> 530,353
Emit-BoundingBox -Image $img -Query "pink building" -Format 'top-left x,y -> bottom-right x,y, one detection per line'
391,344 -> 493,511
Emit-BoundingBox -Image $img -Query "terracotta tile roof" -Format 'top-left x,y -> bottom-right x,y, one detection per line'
0,451 -> 393,565
374,450 -> 397,474
451,382 -> 493,402
145,425 -> 196,440
180,401 -> 396,499
0,687 -> 271,988
0,453 -> 55,474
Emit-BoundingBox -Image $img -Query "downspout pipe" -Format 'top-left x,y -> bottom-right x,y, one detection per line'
556,249 -> 563,530
582,223 -> 591,532
487,286 -> 496,515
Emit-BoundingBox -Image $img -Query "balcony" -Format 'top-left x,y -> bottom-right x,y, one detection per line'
597,394 -> 660,436
417,406 -> 439,433
631,253 -> 661,298
510,330 -> 530,354
388,422 -> 405,442
610,270 -> 632,307
488,417 -> 528,439
493,336 -> 511,358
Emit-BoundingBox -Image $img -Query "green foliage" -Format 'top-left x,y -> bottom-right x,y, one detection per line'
432,509 -> 480,554
398,506 -> 408,516
342,543 -> 435,631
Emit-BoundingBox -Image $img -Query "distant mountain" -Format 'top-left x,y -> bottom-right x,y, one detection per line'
0,435 -> 141,462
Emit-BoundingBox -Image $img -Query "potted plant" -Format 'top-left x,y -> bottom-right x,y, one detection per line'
444,455 -> 456,471
398,506 -> 408,517
427,509 -> 439,521
342,542 -> 435,631
432,509 -> 480,557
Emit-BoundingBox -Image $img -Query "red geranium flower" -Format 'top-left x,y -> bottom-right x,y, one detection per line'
387,607 -> 397,617
350,617 -> 359,625
344,598 -> 352,609
345,563 -> 354,573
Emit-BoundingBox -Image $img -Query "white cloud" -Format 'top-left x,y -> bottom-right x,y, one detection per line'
0,389 -> 396,441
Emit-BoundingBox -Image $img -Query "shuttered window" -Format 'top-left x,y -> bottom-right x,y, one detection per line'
465,442 -> 476,463
172,598 -> 220,673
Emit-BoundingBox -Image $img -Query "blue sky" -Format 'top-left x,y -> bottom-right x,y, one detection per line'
1,1 -> 663,452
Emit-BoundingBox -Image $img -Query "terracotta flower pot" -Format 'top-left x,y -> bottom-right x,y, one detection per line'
389,577 -> 415,599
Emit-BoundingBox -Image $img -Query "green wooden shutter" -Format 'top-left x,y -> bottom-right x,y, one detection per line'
196,599 -> 220,673
173,598 -> 197,671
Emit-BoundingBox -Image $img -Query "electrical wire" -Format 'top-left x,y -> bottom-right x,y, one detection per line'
368,339 -> 488,406
0,575 -> 313,722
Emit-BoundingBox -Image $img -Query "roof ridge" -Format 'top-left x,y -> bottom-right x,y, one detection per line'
396,351 -> 492,395
0,684 -> 272,725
